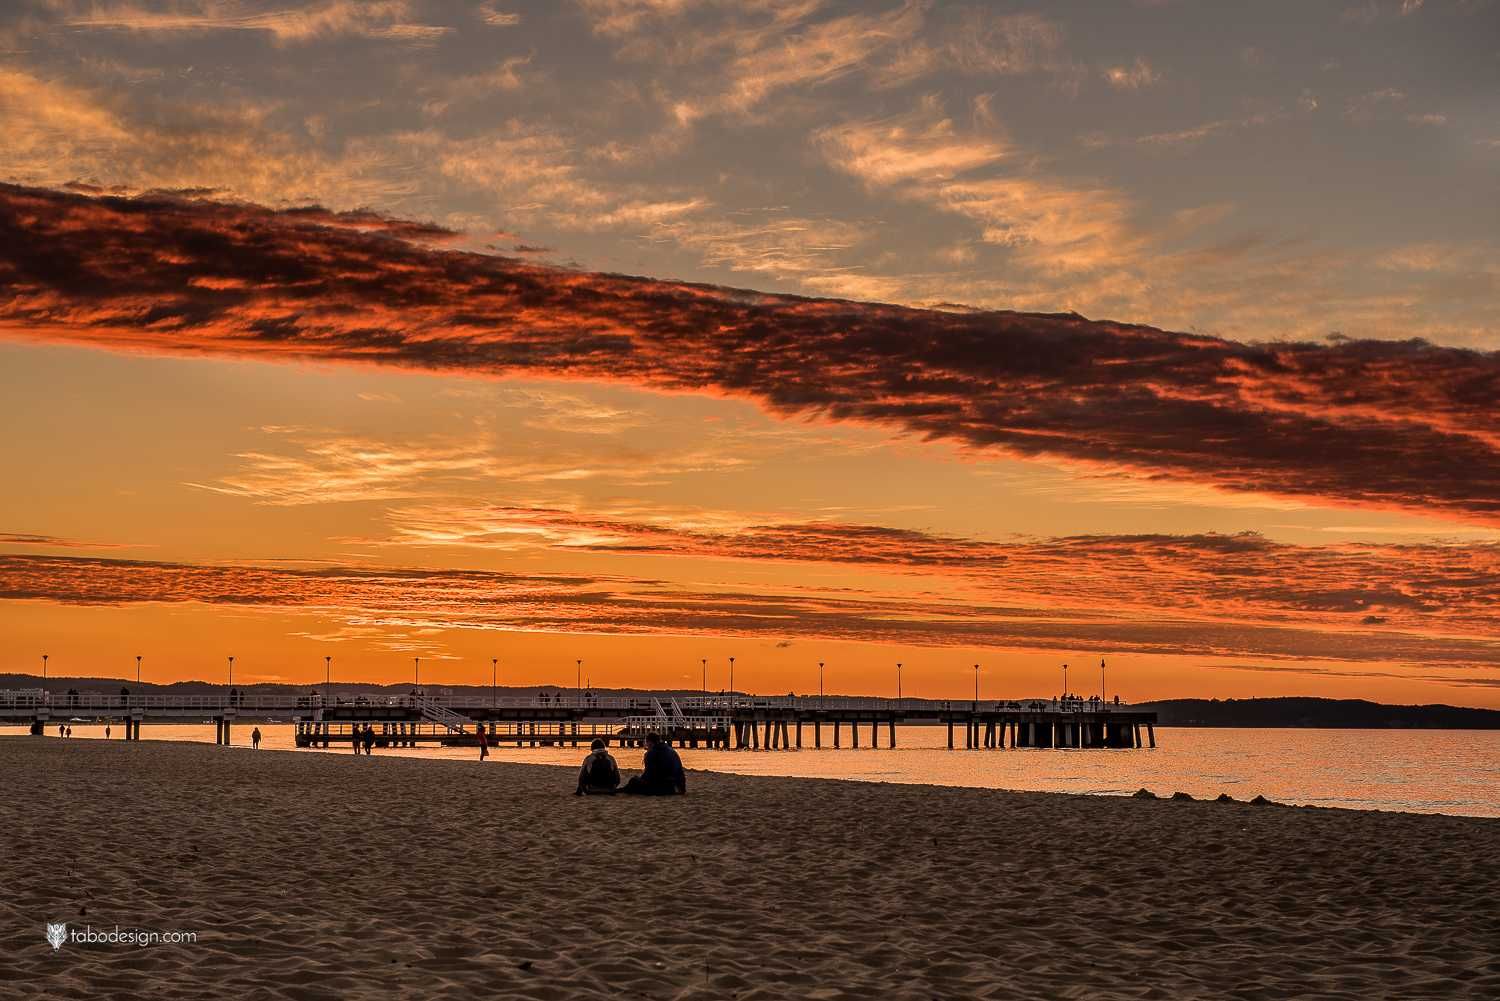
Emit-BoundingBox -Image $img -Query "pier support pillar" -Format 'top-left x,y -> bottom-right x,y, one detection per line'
833,720 -> 841,748
796,720 -> 803,749
888,719 -> 896,748
946,719 -> 954,749
1147,723 -> 1156,748
814,720 -> 821,749
851,720 -> 859,749
870,719 -> 879,748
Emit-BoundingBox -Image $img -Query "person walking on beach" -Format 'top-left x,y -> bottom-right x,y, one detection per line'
352,725 -> 363,754
575,738 -> 620,795
362,723 -> 376,755
477,725 -> 489,761
105,724 -> 111,740
251,726 -> 262,750
622,733 -> 686,796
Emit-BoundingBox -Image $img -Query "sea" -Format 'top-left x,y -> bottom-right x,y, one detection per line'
10,722 -> 1499,818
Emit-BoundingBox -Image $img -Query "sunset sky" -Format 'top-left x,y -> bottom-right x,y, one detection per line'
1,0 -> 1497,705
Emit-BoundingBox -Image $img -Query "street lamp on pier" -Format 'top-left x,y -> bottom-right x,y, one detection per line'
492,657 -> 498,708
897,662 -> 903,700
818,660 -> 824,700
135,655 -> 142,685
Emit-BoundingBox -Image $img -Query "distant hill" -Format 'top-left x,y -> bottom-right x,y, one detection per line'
1137,697 -> 1500,729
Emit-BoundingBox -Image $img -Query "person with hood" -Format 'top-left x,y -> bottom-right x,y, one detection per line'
575,738 -> 620,795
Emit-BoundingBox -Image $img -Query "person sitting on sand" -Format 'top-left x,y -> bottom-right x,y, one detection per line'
621,733 -> 686,796
575,738 -> 620,796
251,726 -> 262,750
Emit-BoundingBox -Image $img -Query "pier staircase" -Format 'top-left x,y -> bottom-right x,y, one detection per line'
413,695 -> 474,734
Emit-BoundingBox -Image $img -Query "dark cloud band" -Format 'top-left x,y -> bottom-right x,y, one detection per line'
2,183 -> 1497,523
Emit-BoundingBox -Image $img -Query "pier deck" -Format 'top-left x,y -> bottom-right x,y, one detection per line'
0,692 -> 1157,750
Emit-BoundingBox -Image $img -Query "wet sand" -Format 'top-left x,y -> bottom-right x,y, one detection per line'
2,736 -> 1496,999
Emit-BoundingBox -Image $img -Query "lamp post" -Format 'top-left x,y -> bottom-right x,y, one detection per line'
228,656 -> 235,707
576,659 -> 582,706
41,653 -> 48,681
818,660 -> 824,701
897,662 -> 903,700
135,655 -> 142,684
729,656 -> 735,698
492,657 -> 498,708
701,658 -> 707,694
1100,658 -> 1106,703
414,656 -> 420,689
325,655 -> 331,704
1062,662 -> 1068,702
973,663 -> 979,707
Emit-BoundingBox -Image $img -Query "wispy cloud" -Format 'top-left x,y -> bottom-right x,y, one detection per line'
369,505 -> 1500,636
1102,57 -> 1158,91
5,551 -> 1499,668
59,0 -> 450,44
2,183 -> 1498,525
815,102 -> 1139,272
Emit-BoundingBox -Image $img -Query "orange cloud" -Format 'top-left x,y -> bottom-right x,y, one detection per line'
4,551 -> 1499,669
2,183 -> 1498,525
374,505 -> 1500,636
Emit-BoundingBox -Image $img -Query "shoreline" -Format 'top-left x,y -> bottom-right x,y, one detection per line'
7,725 -> 1498,819
3,737 -> 1497,999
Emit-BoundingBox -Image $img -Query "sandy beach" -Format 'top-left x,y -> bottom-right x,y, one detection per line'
2,737 -> 1496,1000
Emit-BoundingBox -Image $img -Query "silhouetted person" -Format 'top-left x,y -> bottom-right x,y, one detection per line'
105,724 -> 111,740
58,723 -> 65,738
65,725 -> 73,738
622,733 -> 686,796
575,738 -> 620,795
477,725 -> 489,761
362,723 -> 375,755
251,726 -> 262,750
352,725 -> 362,754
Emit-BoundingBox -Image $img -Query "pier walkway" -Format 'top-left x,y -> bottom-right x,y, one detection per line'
0,690 -> 1157,751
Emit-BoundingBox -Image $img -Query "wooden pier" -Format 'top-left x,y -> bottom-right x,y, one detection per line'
1,690 -> 1157,751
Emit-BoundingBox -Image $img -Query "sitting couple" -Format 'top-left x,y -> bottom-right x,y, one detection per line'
575,732 -> 686,796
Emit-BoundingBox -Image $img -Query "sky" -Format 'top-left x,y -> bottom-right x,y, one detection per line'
0,0 -> 1497,705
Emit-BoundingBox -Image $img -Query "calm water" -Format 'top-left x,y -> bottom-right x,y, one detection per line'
11,723 -> 1500,817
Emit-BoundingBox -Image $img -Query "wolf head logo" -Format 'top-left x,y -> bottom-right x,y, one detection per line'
46,922 -> 67,951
